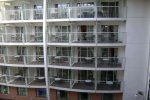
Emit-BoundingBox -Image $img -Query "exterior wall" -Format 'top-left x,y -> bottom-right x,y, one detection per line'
0,87 -> 47,100
90,93 -> 102,100
68,91 -> 78,100
114,93 -> 123,100
124,0 -> 149,100
50,89 -> 57,100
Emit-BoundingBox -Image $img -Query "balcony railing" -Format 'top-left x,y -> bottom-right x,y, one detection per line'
0,33 -> 43,43
49,56 -> 70,66
97,81 -> 121,90
48,32 -> 125,44
48,32 -> 69,43
0,9 -> 43,21
25,33 -> 43,43
28,76 -> 46,86
49,76 -> 122,91
71,57 -> 95,68
48,56 -> 125,68
97,57 -> 125,68
0,6 -> 126,21
5,55 -> 26,64
47,6 -> 126,19
26,55 -> 44,65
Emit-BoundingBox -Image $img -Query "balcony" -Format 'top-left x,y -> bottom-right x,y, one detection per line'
26,55 -> 44,65
8,75 -> 27,85
49,56 -> 70,66
49,78 -> 122,91
71,57 -> 95,68
71,32 -> 95,43
0,33 -> 43,43
97,32 -> 125,43
6,55 -> 25,65
50,77 -> 70,88
97,81 -> 121,90
47,6 -> 126,19
48,32 -> 69,43
0,75 -> 7,83
28,76 -> 46,86
48,56 -> 125,68
48,32 -> 125,44
26,34 -> 43,43
97,57 -> 125,68
72,80 -> 95,90
0,9 -> 43,21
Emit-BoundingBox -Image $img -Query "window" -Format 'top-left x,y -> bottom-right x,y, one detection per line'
78,70 -> 93,80
102,94 -> 113,100
17,87 -> 28,96
56,47 -> 71,56
78,93 -> 90,100
0,46 -> 5,54
57,90 -> 68,100
34,5 -> 43,19
0,85 -> 9,94
101,48 -> 118,57
100,71 -> 117,81
78,47 -> 94,57
35,26 -> 43,42
37,88 -> 46,97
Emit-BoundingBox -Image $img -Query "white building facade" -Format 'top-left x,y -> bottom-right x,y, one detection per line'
0,0 -> 149,100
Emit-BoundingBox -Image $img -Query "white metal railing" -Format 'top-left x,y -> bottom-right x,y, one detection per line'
47,6 -> 126,19
47,32 -> 126,44
0,9 -> 43,21
0,6 -> 126,21
97,57 -> 125,68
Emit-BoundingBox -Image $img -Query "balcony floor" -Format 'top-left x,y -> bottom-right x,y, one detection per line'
0,76 -> 6,83
8,60 -> 24,64
97,82 -> 120,90
97,63 -> 121,68
72,82 -> 95,90
72,62 -> 95,68
9,77 -> 26,85
29,79 -> 46,86
51,80 -> 70,88
28,61 -> 44,65
50,62 -> 69,66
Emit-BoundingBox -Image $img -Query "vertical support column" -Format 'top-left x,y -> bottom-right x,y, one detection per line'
43,0 -> 50,100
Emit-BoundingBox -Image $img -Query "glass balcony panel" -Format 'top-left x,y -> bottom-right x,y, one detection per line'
4,34 -> 23,43
49,32 -> 69,43
26,55 -> 44,65
1,9 -> 43,21
8,75 -> 27,85
28,76 -> 46,86
0,55 -> 4,63
70,6 -> 95,18
97,6 -> 119,18
33,9 -> 43,20
49,56 -> 70,66
49,77 -> 70,88
97,81 -> 121,90
97,57 -> 123,68
25,33 -> 43,43
72,80 -> 95,90
6,55 -> 25,64
71,57 -> 95,68
71,32 -> 95,43
97,32 -> 124,43
0,75 -> 7,83
47,8 -> 68,19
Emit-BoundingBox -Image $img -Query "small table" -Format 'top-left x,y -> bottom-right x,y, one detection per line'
85,80 -> 92,83
55,78 -> 61,81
